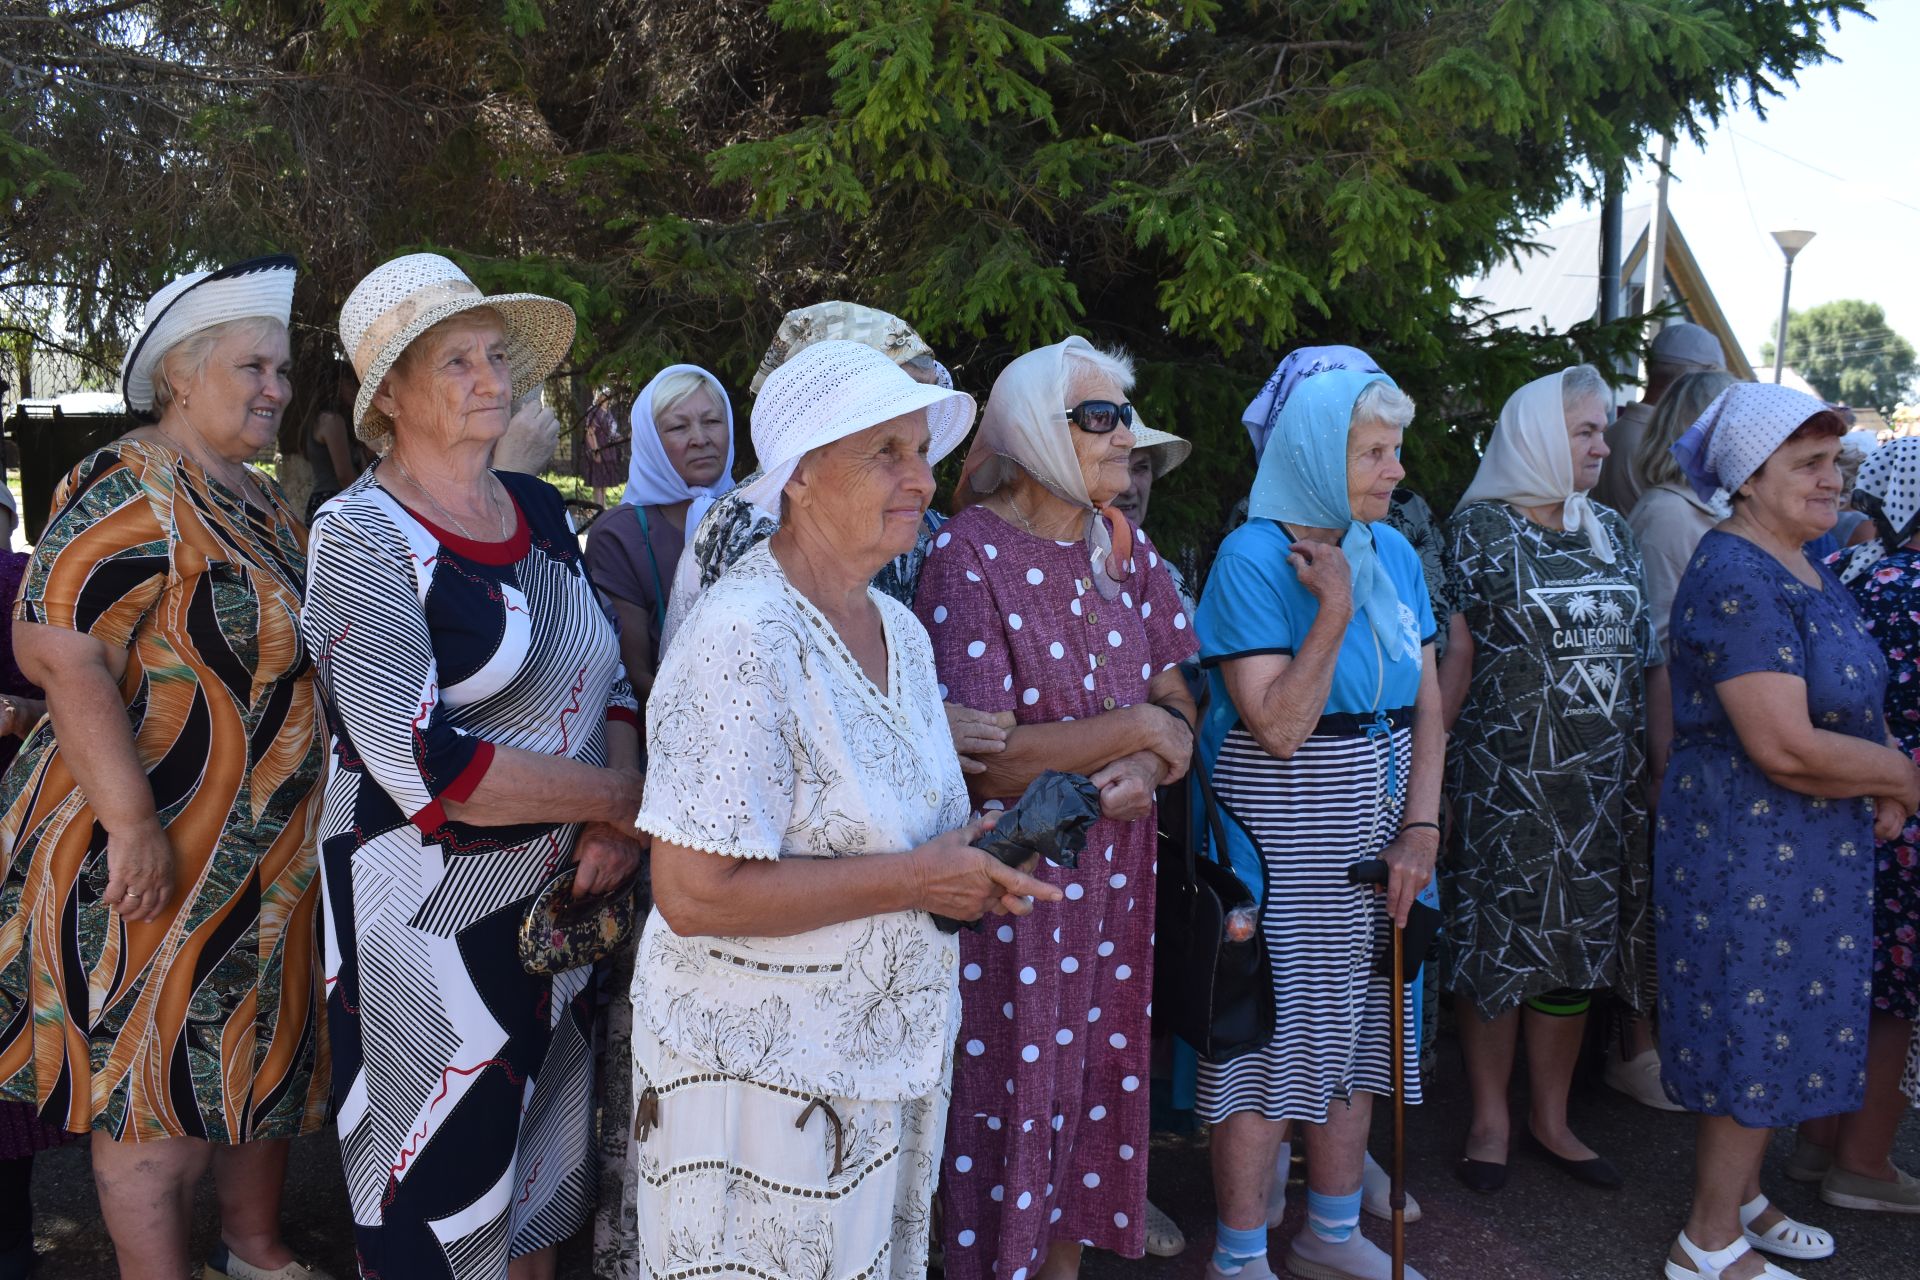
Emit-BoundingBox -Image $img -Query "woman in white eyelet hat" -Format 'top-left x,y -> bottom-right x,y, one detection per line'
626,339 -> 1058,1280
0,255 -> 338,1280
303,253 -> 647,1280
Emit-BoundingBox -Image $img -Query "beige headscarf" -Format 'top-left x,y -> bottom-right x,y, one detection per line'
1456,368 -> 1616,563
749,301 -> 932,394
955,336 -> 1134,599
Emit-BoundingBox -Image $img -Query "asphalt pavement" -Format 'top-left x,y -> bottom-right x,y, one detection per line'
22,1036 -> 1918,1278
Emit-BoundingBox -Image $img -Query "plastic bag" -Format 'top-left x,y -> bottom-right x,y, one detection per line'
934,770 -> 1102,933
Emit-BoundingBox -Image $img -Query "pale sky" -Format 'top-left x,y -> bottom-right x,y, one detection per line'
1549,3 -> 1920,384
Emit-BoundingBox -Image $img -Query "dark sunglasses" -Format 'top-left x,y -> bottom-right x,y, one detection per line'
1062,400 -> 1135,434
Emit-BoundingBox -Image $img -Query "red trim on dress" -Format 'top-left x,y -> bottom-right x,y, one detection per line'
399,491 -> 531,567
409,740 -> 497,833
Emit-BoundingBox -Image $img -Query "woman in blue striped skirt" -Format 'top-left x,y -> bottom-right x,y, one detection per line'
1194,369 -> 1444,1280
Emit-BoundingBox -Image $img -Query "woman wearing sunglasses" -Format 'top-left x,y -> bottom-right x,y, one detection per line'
918,337 -> 1199,1280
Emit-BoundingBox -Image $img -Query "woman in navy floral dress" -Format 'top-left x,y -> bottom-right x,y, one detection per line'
1654,384 -> 1920,1280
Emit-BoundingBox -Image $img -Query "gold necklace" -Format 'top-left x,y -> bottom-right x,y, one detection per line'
389,454 -> 504,541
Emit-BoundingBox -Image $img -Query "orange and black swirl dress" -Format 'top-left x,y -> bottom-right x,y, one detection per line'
0,439 -> 328,1142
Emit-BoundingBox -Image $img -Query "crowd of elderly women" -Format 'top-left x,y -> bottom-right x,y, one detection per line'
0,249 -> 1914,1280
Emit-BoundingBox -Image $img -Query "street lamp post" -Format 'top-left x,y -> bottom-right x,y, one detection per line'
1771,229 -> 1816,384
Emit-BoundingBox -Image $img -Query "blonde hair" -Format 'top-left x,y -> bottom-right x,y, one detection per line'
1633,370 -> 1736,491
651,369 -> 719,420
150,316 -> 284,412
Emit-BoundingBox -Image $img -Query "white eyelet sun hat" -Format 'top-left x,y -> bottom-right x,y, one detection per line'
740,339 -> 977,515
338,253 -> 576,444
1130,416 -> 1192,478
120,255 -> 297,415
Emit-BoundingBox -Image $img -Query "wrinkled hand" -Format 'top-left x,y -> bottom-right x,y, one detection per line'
572,821 -> 645,899
492,398 -> 563,476
947,704 -> 1014,775
1091,751 -> 1163,822
1378,829 -> 1438,929
1132,703 -> 1194,780
1875,796 -> 1909,844
1288,539 -> 1353,614
909,815 -> 1062,921
603,767 -> 646,836
104,819 -> 175,924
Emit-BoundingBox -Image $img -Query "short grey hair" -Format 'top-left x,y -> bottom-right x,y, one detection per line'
1062,342 -> 1135,398
1633,370 -> 1735,491
1351,380 -> 1414,432
150,316 -> 284,413
1560,364 -> 1609,419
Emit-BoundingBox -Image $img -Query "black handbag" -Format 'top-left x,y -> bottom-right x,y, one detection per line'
1152,760 -> 1273,1062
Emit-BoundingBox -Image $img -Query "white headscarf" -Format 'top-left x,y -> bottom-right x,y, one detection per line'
623,364 -> 737,531
955,336 -> 1133,599
1457,368 -> 1615,563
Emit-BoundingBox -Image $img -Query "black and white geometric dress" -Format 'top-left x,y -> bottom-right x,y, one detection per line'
302,466 -> 636,1280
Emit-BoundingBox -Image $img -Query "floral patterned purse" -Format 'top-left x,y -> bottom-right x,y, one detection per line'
517,865 -> 639,975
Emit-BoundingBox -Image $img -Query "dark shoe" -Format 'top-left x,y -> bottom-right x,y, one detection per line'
1454,1156 -> 1508,1192
1523,1127 -> 1622,1189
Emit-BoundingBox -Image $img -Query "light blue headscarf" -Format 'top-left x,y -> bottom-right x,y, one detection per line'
1246,367 -> 1408,661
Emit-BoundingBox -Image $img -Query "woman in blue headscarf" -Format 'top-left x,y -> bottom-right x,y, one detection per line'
1196,370 -> 1443,1280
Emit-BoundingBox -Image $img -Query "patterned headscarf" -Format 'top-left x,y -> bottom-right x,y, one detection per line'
1671,382 -> 1837,505
1457,369 -> 1616,564
1242,345 -> 1383,463
749,301 -> 932,394
1247,368 -> 1411,660
1837,438 -> 1920,584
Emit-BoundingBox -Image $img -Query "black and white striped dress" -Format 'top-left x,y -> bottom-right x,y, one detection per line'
1195,719 -> 1421,1122
302,467 -> 635,1279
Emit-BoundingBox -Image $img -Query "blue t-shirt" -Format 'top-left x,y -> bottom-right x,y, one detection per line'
1196,517 -> 1432,753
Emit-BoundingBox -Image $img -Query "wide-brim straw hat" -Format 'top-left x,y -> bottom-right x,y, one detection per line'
740,339 -> 976,514
339,253 -> 576,444
1130,416 -> 1192,478
120,255 -> 297,414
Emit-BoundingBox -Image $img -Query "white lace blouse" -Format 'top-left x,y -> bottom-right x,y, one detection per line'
632,542 -> 971,1101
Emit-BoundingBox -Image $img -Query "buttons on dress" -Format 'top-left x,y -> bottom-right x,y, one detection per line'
1102,696 -> 1116,710
1095,654 -> 1107,667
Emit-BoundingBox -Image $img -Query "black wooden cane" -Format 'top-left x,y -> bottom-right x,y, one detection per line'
1347,858 -> 1405,1280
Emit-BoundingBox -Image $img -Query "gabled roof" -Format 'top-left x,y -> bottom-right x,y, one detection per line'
1461,205 -> 1756,381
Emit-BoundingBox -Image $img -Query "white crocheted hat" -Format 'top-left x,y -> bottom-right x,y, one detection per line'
120,255 -> 296,414
740,339 -> 977,515
338,253 -> 576,444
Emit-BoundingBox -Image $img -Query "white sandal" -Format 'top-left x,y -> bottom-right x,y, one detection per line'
1739,1195 -> 1834,1260
1144,1198 -> 1187,1257
1664,1231 -> 1805,1280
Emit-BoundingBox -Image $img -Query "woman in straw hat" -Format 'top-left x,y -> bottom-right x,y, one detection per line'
919,336 -> 1198,1280
0,256 -> 331,1280
303,253 -> 645,1280
627,339 -> 1055,1280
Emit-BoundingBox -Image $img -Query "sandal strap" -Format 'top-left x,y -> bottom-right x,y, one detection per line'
1677,1231 -> 1752,1274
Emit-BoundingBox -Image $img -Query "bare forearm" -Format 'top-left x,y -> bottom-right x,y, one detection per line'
1438,622 -> 1472,731
1404,652 -> 1444,827
443,745 -> 641,826
653,843 -> 920,938
1245,608 -> 1349,757
605,719 -> 640,775
42,666 -> 156,833
1762,732 -> 1914,799
970,706 -> 1154,799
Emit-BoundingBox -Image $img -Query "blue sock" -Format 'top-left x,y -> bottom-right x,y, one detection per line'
1306,1188 -> 1362,1244
1212,1219 -> 1267,1274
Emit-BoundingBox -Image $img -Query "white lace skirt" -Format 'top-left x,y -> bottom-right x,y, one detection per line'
625,1020 -> 949,1280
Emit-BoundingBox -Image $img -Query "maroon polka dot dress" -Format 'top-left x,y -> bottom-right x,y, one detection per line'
914,504 -> 1195,1279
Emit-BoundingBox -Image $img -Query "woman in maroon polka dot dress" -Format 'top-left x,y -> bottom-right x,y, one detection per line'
917,337 -> 1198,1280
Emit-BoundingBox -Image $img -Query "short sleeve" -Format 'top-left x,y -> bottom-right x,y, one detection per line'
584,506 -> 657,613
1446,502 -> 1514,610
636,596 -> 796,860
301,506 -> 492,833
913,533 -> 1017,715
15,449 -> 170,650
1673,545 -> 1805,684
1196,541 -> 1295,665
1135,529 -> 1199,673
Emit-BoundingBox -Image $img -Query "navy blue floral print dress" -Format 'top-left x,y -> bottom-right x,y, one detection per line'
1655,531 -> 1884,1125
1842,547 -> 1920,1022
